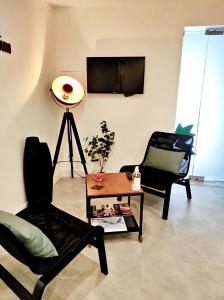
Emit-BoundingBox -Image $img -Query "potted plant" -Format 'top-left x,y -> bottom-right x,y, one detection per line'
83,121 -> 115,174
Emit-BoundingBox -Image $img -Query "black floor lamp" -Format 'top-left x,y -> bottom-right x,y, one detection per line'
50,76 -> 88,177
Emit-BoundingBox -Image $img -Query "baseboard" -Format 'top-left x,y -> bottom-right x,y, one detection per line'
189,175 -> 205,181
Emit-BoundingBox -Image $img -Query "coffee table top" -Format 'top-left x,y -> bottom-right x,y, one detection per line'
86,172 -> 144,198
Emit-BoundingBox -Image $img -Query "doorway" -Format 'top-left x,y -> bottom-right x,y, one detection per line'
175,26 -> 224,182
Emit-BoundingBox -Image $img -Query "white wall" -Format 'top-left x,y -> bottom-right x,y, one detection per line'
1,0 -> 224,213
0,0 -> 58,212
52,0 -> 224,174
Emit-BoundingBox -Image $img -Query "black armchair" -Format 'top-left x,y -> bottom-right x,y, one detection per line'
0,137 -> 108,300
120,131 -> 194,220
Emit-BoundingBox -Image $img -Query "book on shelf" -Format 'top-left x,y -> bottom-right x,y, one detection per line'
91,203 -> 133,218
91,216 -> 127,232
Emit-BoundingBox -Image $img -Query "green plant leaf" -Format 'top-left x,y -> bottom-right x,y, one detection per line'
83,120 -> 115,171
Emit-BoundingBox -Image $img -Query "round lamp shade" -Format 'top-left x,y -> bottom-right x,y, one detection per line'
51,76 -> 84,107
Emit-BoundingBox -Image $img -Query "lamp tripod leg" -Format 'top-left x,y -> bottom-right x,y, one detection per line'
52,113 -> 67,174
67,118 -> 74,178
68,112 -> 88,175
53,111 -> 88,176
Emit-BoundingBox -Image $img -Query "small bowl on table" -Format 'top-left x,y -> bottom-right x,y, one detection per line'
93,172 -> 106,182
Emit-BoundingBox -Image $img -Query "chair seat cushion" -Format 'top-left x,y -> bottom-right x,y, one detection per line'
120,165 -> 180,191
140,166 -> 179,190
11,204 -> 98,275
0,210 -> 58,258
17,205 -> 93,257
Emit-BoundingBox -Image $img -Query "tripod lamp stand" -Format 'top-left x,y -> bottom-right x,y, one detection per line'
50,75 -> 88,177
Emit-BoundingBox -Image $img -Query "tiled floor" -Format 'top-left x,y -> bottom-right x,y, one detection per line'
1,177 -> 224,299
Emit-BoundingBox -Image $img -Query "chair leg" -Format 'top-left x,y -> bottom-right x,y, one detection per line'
0,264 -> 33,300
162,186 -> 172,220
32,278 -> 46,300
185,178 -> 192,199
96,233 -> 108,275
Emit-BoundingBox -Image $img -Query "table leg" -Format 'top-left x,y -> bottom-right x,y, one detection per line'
87,196 -> 91,225
138,193 -> 144,242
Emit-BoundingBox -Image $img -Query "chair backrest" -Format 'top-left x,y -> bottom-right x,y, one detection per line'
0,138 -> 55,275
23,137 -> 53,208
142,131 -> 194,177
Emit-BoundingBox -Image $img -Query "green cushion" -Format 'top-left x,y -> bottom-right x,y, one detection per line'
143,146 -> 185,174
0,210 -> 58,258
175,123 -> 195,136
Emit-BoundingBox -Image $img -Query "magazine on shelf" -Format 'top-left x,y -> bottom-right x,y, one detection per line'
91,203 -> 133,218
91,216 -> 127,232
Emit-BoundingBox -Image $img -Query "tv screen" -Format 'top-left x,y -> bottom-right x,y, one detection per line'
86,57 -> 145,96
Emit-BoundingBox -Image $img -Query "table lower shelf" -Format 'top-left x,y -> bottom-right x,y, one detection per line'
87,200 -> 143,242
90,215 -> 139,234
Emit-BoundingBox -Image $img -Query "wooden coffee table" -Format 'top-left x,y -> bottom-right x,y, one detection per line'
86,172 -> 144,242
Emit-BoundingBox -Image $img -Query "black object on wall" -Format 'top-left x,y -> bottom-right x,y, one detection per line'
0,36 -> 11,54
87,56 -> 145,97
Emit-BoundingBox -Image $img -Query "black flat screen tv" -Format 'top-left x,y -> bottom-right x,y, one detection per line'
86,56 -> 145,96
